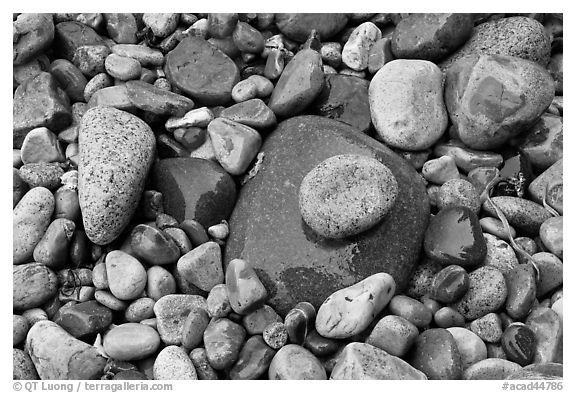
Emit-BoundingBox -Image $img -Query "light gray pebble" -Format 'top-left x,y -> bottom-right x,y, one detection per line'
481,233 -> 519,276
470,313 -> 503,343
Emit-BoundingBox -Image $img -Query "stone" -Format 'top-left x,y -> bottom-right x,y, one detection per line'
548,52 -> 563,94
391,13 -> 473,62
447,327 -> 487,369
229,335 -> 276,380
13,315 -> 29,346
105,53 -> 141,81
532,252 -> 563,298
207,284 -> 232,318
189,348 -> 218,380
206,13 -> 238,39
388,295 -> 432,328
268,344 -> 326,380
424,206 -> 487,268
13,54 -> 50,87
528,159 -> 562,215
79,107 -> 155,245
13,187 -> 54,265
53,300 -> 112,338
304,330 -> 340,357
154,294 -> 207,345
482,196 -> 553,235
219,98 -> 276,130
124,297 -> 155,322
506,363 -> 563,380
181,308 -> 210,350
32,217 -> 75,269
111,44 -> 163,68
481,233 -> 519,276
94,290 -> 127,311
225,116 -> 429,316
203,318 -> 246,370
13,348 -> 39,380
430,265 -> 469,304
470,313 -> 503,343
299,154 -> 398,239
233,21 -> 265,53
501,323 -> 536,366
102,13 -> 137,44
13,72 -> 72,147
405,259 -> 443,298
13,263 -> 58,311
226,258 -> 268,315
48,58 -> 87,102
505,265 -> 537,320
103,323 -> 161,361
342,22 -> 382,71
153,346 -> 197,380
422,156 -> 460,185
321,42 -> 342,68
242,304 -> 282,335
152,158 -> 237,227
312,74 -> 371,134
275,14 -> 349,42
105,250 -> 147,301
13,169 -> 28,207
54,21 -> 105,61
263,322 -> 289,349
18,163 -> 64,190
434,307 -> 466,328
87,85 -> 136,113
268,49 -> 324,118
540,216 -> 562,258
437,179 -> 481,214
13,13 -> 55,65
409,328 -> 463,380
143,13 -> 180,38
165,107 -> 214,131
129,224 -> 181,265
463,358 -> 522,380
316,273 -> 395,339
368,37 -> 394,74
125,80 -> 194,117
20,127 -> 65,164
365,315 -> 419,357
440,17 -> 551,70
177,241 -> 223,292
444,54 -> 555,150
369,59 -> 447,151
284,302 -> 316,345
480,217 -> 516,240
454,267 -> 507,321
73,45 -> 110,78
435,140 -> 503,173
165,37 -> 240,105
146,266 -> 176,301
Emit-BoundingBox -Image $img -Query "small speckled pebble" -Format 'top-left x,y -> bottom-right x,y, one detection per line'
437,178 -> 481,214
454,266 -> 507,321
19,163 -> 64,190
263,322 -> 289,349
153,345 -> 197,380
470,313 -> 503,343
124,297 -> 155,322
206,283 -> 232,318
481,233 -> 519,276
482,196 -> 553,235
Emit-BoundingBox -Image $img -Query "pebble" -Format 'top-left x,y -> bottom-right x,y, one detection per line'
424,206 -> 487,268
146,265 -> 176,301
367,37 -> 394,74
219,98 -> 276,130
409,328 -> 463,380
102,13 -> 137,44
454,267 -> 507,321
528,159 -> 562,215
268,344 -> 326,380
13,348 -> 39,380
518,114 -> 563,172
203,318 -> 246,370
154,294 -> 207,345
316,273 -> 395,339
506,363 -> 563,380
72,44 -> 110,78
125,80 -> 194,117
434,307 -> 466,328
501,323 -> 536,366
54,186 -> 80,222
20,127 -> 65,164
104,323 -> 160,361
430,265 -> 469,304
48,58 -> 87,102
153,346 -> 197,380
163,227 -> 193,254
482,196 -> 553,235
304,330 -> 340,357
320,42 -> 342,68
421,156 -> 460,185
13,263 -> 58,311
207,13 -> 238,38
207,283 -> 233,318
143,13 -> 180,38
505,264 -> 537,320
437,178 -> 481,214
447,327 -> 487,369
342,22 -> 382,71
284,302 -> 316,345
13,315 -> 29,346
263,322 -> 289,349
86,85 -> 136,113
470,313 -> 503,343
434,140 -> 503,173
207,222 -> 229,240
525,308 -> 562,363
129,224 -> 181,265
22,308 -> 48,326
481,233 -> 519,276
388,295 -> 432,328
480,217 -> 516,240
405,259 -> 443,298
13,169 -> 28,207
165,107 -> 214,131
275,13 -> 349,42
105,250 -> 147,301
229,335 -> 277,380
189,348 -> 218,380
365,315 -> 419,357
226,258 -> 267,315
105,54 -> 141,81
18,162 -> 64,190
369,59 -> 447,150
124,297 -> 155,322
92,262 -> 108,289
13,13 -> 55,65
32,217 -> 75,268
111,44 -> 164,67
242,304 -> 282,335
94,290 -> 128,311
173,127 -> 206,151
181,308 -> 210,350
463,358 -> 522,380
232,21 -> 265,53
53,300 -> 112,338
539,216 -> 562,258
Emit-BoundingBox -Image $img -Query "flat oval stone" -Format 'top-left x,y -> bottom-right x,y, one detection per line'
434,307 -> 465,328
103,323 -> 160,361
365,315 -> 419,357
225,116 -> 429,316
153,346 -> 197,380
268,344 -> 326,380
151,157 -> 237,227
482,196 -> 553,235
463,358 -> 522,380
501,323 -> 536,366
165,36 -> 240,105
53,300 -> 112,338
409,328 -> 463,380
126,80 -> 194,117
229,335 -> 276,380
105,250 -> 147,301
430,265 -> 469,304
13,263 -> 58,311
203,318 -> 246,370
388,295 -> 432,328
284,302 -> 316,345
424,206 -> 487,268
275,14 -> 349,42
505,264 -> 537,320
129,224 -> 180,265
79,107 -> 155,245
454,266 -> 508,321
125,297 -> 155,322
304,330 -> 340,357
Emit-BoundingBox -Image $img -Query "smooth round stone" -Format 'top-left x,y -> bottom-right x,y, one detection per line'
13,13 -> 55,65
225,258 -> 268,315
268,344 -> 326,380
125,297 -> 155,322
13,348 -> 39,380
165,37 -> 240,105
146,266 -> 176,301
518,114 -> 563,173
430,265 -> 469,304
48,58 -> 87,102
437,179 -> 481,214
129,224 -> 180,265
422,155 -> 460,185
532,252 -> 563,297
105,54 -> 141,81
434,307 -> 466,328
20,127 -> 65,164
229,335 -> 277,380
525,308 -> 562,364
342,22 -> 382,71
32,217 -> 75,269
125,80 -> 194,117
154,294 -> 207,346
275,14 -> 349,42
152,158 -> 237,228
181,308 -> 210,350
207,284 -> 232,319
189,348 -> 218,380
207,13 -> 238,39
304,330 -> 340,357
481,233 -> 519,276
392,13 -> 473,62
409,328 -> 463,380
13,263 -> 58,311
316,273 -> 395,339
13,315 -> 30,346
203,318 -> 246,370
369,59 -> 447,151
94,290 -> 127,311
388,295 -> 432,329
539,216 -> 563,258
505,264 -> 537,320
444,55 -> 555,150
105,250 -> 147,301
447,327 -> 487,369
482,196 -> 553,235
79,107 -> 155,245
299,154 -> 398,239
463,358 -> 522,380
470,313 -> 503,343
53,300 -> 112,338
242,304 -> 282,335
501,323 -> 536,366
365,315 -> 419,357
440,17 -> 551,70
225,116 -> 429,316
219,98 -> 276,130
103,323 -> 160,361
232,21 -> 265,53
455,267 -> 507,320
424,206 -> 487,268
284,302 -> 316,345
153,346 -> 197,380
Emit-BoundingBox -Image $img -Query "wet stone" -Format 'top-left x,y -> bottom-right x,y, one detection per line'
129,224 -> 180,265
154,294 -> 207,345
229,335 -> 276,380
505,264 -> 537,320
219,98 -> 276,130
492,153 -> 534,198
434,307 -> 466,328
242,304 -> 282,335
525,308 -> 562,364
437,178 -> 481,214
304,330 -> 340,357
501,323 -> 536,366
480,217 -> 517,240
284,302 -> 316,345
103,13 -> 137,44
422,156 -> 460,185
189,348 -> 218,380
435,140 -> 503,173
53,300 -> 112,338
13,14 -> 55,65
532,252 -> 563,298
409,328 -> 463,380
387,295 -> 432,329
13,263 -> 58,311
225,258 -> 268,315
482,196 -> 553,235
177,241 -> 223,292
430,265 -> 469,304
203,318 -> 246,370
405,259 -> 443,298
365,315 -> 419,357
54,21 -> 104,61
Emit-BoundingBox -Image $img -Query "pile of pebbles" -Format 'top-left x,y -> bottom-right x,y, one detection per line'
13,12 -> 562,380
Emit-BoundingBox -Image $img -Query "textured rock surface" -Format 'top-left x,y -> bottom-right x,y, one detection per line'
275,14 -> 349,42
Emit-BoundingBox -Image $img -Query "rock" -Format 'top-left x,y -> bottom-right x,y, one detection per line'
53,300 -> 112,338
129,224 -> 181,265
531,252 -> 562,295
388,295 -> 432,328
152,157 -> 237,227
482,196 -> 553,235
111,44 -> 164,67
177,241 -> 223,292
13,187 -> 54,265
368,37 -> 394,74
316,273 -> 395,339
48,58 -> 87,102
32,217 -> 75,268
79,107 -> 155,245
54,21 -> 105,61
73,45 -> 110,78
125,80 -> 194,117
26,320 -> 106,379
480,217 -> 517,240
242,305 -> 282,335
181,308 -> 210,350
463,358 -> 522,379
470,313 -> 503,343
430,265 -> 469,304
263,322 -> 289,349
444,54 -> 555,150
153,346 -> 197,380
342,22 -> 382,71
21,127 -> 65,164
528,159 -> 562,215
312,74 -> 371,133
165,37 -> 240,105
13,263 -> 58,311
437,179 -> 481,214
409,328 -> 463,380
105,250 -> 147,301
143,13 -> 180,38
233,21 -> 265,53
454,267 -> 507,321
525,307 -> 562,364
481,233 -> 519,276
365,315 -> 419,357
424,206 -> 486,268
225,116 -> 429,315
203,318 -> 246,370
284,302 -> 316,345
102,13 -> 137,44
87,85 -> 137,113
268,49 -> 324,118
506,363 -> 563,380
391,13 -> 473,62
405,259 -> 443,298
434,307 -> 466,328
304,330 -> 340,357
94,290 -> 127,311
207,284 -> 232,318
369,59 -> 447,151
125,297 -> 155,322
505,265 -> 537,320
104,53 -> 141,81
207,13 -> 238,39
229,335 -> 276,380
501,323 -> 536,366
219,98 -> 276,130
13,169 -> 28,207
18,163 -> 64,190
268,344 -> 326,380
103,323 -> 161,361
440,17 -> 551,69
548,52 -> 562,94
540,216 -> 563,258
154,294 -> 207,345
446,327 -> 487,369
146,265 -> 176,301
275,14 -> 349,42
299,154 -> 398,239
189,348 -> 218,380
13,13 -> 55,65
226,258 -> 268,315
435,140 -> 503,173
13,72 -> 72,147
422,156 -> 460,185
13,315 -> 29,346
13,348 -> 39,380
